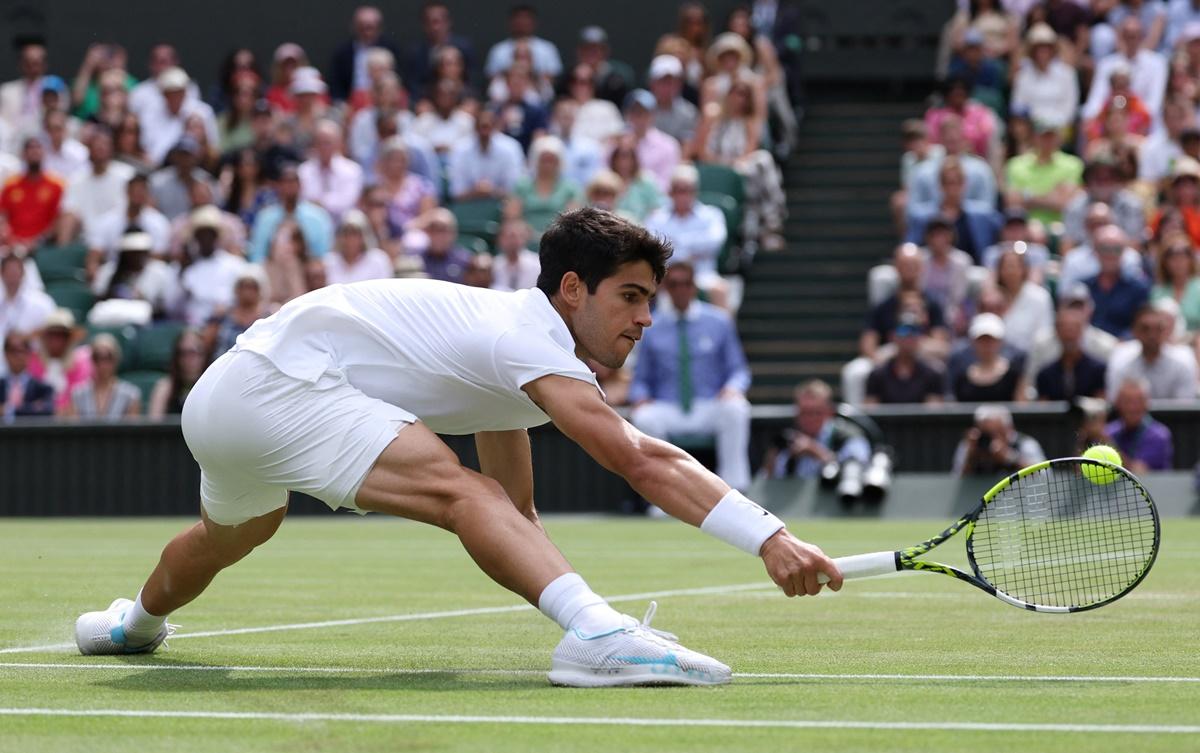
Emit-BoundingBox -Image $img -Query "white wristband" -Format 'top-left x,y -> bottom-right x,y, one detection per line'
700,490 -> 785,556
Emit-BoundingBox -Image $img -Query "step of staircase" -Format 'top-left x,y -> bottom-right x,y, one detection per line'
736,94 -> 925,400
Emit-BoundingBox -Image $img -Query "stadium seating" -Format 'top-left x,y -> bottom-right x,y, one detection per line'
44,280 -> 95,322
34,243 -> 88,284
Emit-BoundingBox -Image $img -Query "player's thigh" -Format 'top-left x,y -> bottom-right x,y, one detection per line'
353,422 -> 505,527
198,500 -> 288,559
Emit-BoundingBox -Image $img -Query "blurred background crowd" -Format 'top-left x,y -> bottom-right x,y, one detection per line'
3,0 -> 1198,495
0,1 -> 796,440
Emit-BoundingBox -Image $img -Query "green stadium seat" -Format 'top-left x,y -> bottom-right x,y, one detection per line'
458,234 -> 492,256
44,280 -> 95,321
698,191 -> 742,271
34,243 -> 87,283
129,322 -> 185,373
120,369 -> 166,405
695,163 -> 746,205
450,199 -> 502,245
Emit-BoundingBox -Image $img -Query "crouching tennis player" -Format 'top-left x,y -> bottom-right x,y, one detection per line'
75,208 -> 843,686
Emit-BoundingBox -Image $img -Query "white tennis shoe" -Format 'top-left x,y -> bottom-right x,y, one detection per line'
74,598 -> 175,655
548,601 -> 731,687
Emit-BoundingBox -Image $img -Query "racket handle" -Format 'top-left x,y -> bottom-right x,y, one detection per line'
817,551 -> 900,583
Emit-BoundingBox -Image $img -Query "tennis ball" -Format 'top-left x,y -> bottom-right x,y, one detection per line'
1082,445 -> 1122,484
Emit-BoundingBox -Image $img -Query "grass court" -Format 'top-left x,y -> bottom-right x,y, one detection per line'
1,516 -> 1197,752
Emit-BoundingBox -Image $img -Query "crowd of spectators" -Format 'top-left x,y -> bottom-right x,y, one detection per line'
0,0 -> 796,466
846,0 -> 1200,470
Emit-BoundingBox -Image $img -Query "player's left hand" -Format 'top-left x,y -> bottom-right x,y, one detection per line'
759,529 -> 843,597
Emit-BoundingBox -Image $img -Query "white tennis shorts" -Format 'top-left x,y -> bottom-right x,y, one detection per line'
181,349 -> 416,526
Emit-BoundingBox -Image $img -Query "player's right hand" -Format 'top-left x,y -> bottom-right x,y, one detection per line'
759,529 -> 843,597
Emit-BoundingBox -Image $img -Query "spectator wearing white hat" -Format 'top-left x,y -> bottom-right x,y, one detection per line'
28,307 -> 91,412
283,67 -> 331,155
1011,24 -> 1079,132
1166,10 -> 1200,50
92,231 -> 182,321
648,54 -> 699,146
128,45 -> 198,120
325,210 -> 392,285
180,206 -> 246,326
298,120 -> 363,222
952,313 -> 1027,403
138,67 -> 218,166
700,32 -> 767,129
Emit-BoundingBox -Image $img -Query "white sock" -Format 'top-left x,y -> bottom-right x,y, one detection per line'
121,590 -> 166,642
538,573 -> 624,635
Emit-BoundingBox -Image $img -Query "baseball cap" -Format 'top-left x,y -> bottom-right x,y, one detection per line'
291,67 -> 327,95
579,26 -> 607,45
40,75 -> 68,95
274,43 -> 305,63
649,54 -> 683,80
157,66 -> 190,91
623,88 -> 655,112
969,313 -> 1006,340
1172,156 -> 1200,182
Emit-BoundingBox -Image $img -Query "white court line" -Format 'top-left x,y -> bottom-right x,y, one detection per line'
0,581 -> 776,655
2,662 -> 1198,684
0,708 -> 1195,734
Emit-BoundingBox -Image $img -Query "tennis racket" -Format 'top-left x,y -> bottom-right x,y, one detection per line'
817,457 -> 1160,612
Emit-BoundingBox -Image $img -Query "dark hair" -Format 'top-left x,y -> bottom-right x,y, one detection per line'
536,207 -> 671,297
510,4 -> 536,17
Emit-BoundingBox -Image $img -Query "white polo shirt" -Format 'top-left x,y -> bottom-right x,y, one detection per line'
234,279 -> 599,435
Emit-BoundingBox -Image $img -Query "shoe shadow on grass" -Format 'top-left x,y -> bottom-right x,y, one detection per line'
90,656 -> 544,693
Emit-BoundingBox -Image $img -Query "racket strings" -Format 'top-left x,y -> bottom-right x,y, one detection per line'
968,460 -> 1158,609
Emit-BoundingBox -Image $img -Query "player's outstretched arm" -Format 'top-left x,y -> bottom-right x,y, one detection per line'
474,429 -> 541,530
525,375 -> 843,596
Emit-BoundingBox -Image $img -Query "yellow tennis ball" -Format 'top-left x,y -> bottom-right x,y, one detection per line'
1082,445 -> 1122,484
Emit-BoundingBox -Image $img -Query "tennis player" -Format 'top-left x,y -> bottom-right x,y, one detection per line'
74,208 -> 843,687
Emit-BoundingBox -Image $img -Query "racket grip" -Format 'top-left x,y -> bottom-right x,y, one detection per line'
817,551 -> 900,583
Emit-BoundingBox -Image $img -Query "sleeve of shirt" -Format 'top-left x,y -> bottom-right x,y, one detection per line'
719,317 -> 751,393
307,206 -> 334,258
1173,354 -> 1198,398
1018,435 -> 1046,465
1081,58 -> 1111,121
695,205 -> 728,258
247,210 -> 274,263
865,366 -> 883,401
446,145 -> 472,198
493,325 -> 600,395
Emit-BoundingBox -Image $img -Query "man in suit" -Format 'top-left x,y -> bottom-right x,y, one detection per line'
1,331 -> 55,419
404,1 -> 477,102
328,6 -> 402,103
630,261 -> 752,490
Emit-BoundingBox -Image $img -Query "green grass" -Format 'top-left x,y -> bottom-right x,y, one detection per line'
1,516 -> 1197,752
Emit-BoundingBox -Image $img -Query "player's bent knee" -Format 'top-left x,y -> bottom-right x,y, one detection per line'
437,476 -> 512,533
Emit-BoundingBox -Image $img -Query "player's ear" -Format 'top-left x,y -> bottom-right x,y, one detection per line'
559,271 -> 584,308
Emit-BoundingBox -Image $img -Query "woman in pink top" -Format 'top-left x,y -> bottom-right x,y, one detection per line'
925,77 -> 997,158
27,309 -> 92,413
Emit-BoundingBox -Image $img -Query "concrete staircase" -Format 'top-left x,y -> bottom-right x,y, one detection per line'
740,96 -> 926,403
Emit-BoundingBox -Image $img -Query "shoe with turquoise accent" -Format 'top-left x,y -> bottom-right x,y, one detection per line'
547,601 -> 731,687
74,598 -> 175,655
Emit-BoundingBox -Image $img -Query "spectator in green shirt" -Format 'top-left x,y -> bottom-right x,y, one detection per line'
1004,121 -> 1083,226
